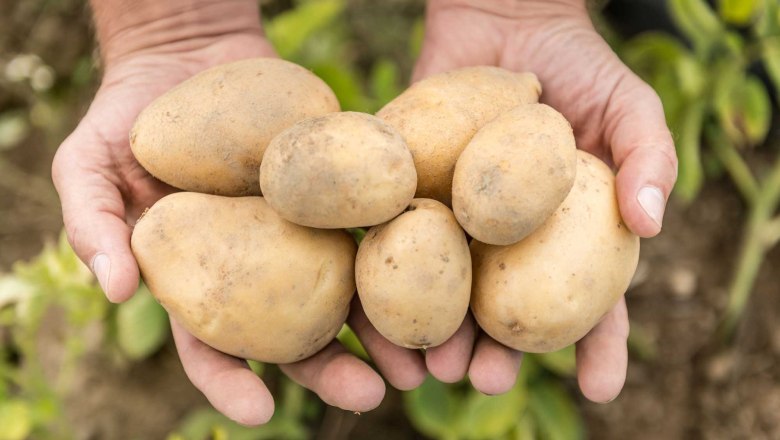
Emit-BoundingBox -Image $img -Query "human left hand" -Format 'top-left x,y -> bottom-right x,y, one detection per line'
404,0 -> 678,402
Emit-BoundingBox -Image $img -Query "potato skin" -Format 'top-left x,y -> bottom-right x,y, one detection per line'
260,112 -> 417,228
377,66 -> 541,206
130,58 -> 339,196
356,199 -> 471,348
452,104 -> 577,245
130,193 -> 356,363
470,151 -> 640,353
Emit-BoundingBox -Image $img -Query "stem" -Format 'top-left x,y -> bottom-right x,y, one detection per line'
706,124 -> 759,203
720,149 -> 780,336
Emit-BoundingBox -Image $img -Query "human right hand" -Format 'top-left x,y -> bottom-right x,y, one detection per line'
51,4 -> 390,425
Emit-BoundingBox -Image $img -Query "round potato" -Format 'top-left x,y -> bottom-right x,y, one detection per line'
130,58 -> 339,196
452,104 -> 577,245
131,193 -> 356,363
377,66 -> 541,205
356,199 -> 471,349
260,112 -> 417,228
470,151 -> 640,353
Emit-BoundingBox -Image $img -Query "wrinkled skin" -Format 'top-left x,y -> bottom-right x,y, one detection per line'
408,0 -> 678,403
51,0 -> 677,426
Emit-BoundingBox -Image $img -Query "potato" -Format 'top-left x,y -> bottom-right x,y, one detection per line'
377,66 -> 541,205
452,104 -> 577,245
470,151 -> 639,353
260,112 -> 417,228
130,58 -> 339,196
356,199 -> 471,348
131,193 -> 356,363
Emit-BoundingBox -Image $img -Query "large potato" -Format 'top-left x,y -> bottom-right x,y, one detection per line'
260,112 -> 417,228
377,66 -> 541,205
130,58 -> 339,196
356,199 -> 471,348
131,193 -> 356,363
452,104 -> 577,245
470,151 -> 639,353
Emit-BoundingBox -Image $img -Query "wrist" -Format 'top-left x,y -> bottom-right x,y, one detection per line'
426,0 -> 586,20
92,0 -> 267,68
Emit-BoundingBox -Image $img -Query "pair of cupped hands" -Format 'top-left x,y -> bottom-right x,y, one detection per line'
52,0 -> 677,425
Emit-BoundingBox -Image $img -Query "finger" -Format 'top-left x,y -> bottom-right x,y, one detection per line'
468,332 -> 523,395
280,341 -> 385,412
606,74 -> 678,238
171,319 -> 274,426
575,297 -> 629,403
347,298 -> 427,391
425,313 -> 476,383
52,134 -> 140,303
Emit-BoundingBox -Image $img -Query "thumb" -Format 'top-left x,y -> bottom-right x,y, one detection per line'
52,130 -> 140,303
606,74 -> 678,237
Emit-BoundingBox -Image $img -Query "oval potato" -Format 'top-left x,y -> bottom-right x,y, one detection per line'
260,112 -> 417,228
131,193 -> 356,363
377,66 -> 541,205
452,104 -> 577,245
130,58 -> 339,196
356,199 -> 471,348
470,151 -> 640,353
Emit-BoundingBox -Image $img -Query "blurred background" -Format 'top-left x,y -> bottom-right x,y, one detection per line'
1,0 -> 779,438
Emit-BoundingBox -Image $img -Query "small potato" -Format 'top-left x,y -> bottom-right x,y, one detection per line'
470,151 -> 640,353
377,66 -> 541,205
260,112 -> 417,228
130,58 -> 339,196
356,199 -> 471,348
452,104 -> 577,245
131,193 -> 356,364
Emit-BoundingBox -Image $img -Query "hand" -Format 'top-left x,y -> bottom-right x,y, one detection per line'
51,29 -> 387,424
411,0 -> 678,402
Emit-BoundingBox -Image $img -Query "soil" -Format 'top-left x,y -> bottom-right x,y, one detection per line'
2,0 -> 780,439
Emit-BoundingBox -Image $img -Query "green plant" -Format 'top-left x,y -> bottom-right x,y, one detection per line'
404,347 -> 585,440
620,0 -> 780,333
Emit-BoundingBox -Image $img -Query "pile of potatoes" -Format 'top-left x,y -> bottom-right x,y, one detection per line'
130,58 -> 639,365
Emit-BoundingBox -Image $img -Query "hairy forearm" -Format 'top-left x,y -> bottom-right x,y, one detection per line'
91,0 -> 263,66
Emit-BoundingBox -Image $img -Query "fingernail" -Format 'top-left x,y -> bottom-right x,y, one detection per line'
91,253 -> 111,297
637,186 -> 665,228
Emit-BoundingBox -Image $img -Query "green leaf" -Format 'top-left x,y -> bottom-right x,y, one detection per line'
668,0 -> 724,54
673,100 -> 706,202
265,0 -> 345,59
345,228 -> 367,245
409,18 -> 425,59
742,75 -> 772,145
337,325 -> 369,360
173,408 -> 306,440
762,38 -> 780,100
527,380 -> 585,440
719,0 -> 761,25
510,412 -> 536,440
311,62 -> 372,112
0,400 -> 32,440
404,377 -> 460,439
531,345 -> 576,377
369,58 -> 402,110
460,385 -> 527,440
674,54 -> 707,99
116,284 -> 169,360
755,0 -> 780,36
